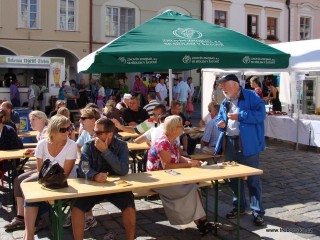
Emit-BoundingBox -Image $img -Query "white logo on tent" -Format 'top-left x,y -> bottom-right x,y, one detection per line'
243,56 -> 250,64
118,57 -> 126,64
182,55 -> 192,64
173,28 -> 202,39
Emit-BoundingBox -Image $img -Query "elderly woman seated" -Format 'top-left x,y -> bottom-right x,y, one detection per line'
147,115 -> 215,236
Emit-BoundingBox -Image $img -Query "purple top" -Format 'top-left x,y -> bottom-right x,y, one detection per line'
10,83 -> 20,100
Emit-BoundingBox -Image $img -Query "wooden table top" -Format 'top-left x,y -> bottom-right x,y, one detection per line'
22,164 -> 263,203
184,127 -> 205,134
127,142 -> 149,151
118,131 -> 140,139
18,131 -> 38,138
0,149 -> 31,160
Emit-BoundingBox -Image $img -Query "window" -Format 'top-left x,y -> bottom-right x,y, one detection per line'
300,16 -> 311,40
267,17 -> 278,41
59,0 -> 76,31
214,11 -> 227,27
19,0 -> 39,29
247,15 -> 259,38
105,6 -> 135,37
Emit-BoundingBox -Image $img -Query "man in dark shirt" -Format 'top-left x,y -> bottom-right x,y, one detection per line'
122,95 -> 149,126
71,118 -> 136,240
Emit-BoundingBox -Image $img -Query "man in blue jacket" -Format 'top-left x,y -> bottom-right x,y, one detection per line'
72,118 -> 136,239
215,74 -> 265,226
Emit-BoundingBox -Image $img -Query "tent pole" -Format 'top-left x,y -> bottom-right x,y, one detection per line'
169,69 -> 173,104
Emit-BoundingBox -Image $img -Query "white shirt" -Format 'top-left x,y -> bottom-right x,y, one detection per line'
142,124 -> 180,145
35,138 -> 77,169
155,83 -> 168,102
98,86 -> 105,97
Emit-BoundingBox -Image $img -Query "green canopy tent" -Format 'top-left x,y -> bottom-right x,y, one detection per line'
78,10 -> 290,101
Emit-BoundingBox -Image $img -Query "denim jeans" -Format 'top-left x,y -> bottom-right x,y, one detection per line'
225,136 -> 265,216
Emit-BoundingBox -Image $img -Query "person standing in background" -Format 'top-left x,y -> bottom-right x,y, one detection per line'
155,76 -> 168,105
250,76 -> 263,99
28,77 -> 40,110
64,79 -> 80,110
175,78 -> 191,116
37,80 -> 49,112
97,81 -> 106,111
89,79 -> 99,103
59,81 -> 67,100
77,79 -> 89,109
10,79 -> 20,108
116,77 -> 129,102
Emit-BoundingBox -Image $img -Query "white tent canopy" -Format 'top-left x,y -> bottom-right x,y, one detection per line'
271,39 -> 320,72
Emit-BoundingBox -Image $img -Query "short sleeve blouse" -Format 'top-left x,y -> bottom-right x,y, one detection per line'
147,134 -> 180,171
35,138 -> 77,168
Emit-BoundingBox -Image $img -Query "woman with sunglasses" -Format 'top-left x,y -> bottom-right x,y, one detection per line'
5,110 -> 48,231
23,115 -> 77,240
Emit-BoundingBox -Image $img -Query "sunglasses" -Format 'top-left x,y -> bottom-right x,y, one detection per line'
59,126 -> 71,133
93,130 -> 109,136
80,116 -> 93,121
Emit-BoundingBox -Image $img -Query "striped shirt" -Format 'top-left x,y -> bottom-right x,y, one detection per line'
143,100 -> 159,117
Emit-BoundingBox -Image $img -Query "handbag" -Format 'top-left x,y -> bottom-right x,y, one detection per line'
38,159 -> 68,189
186,101 -> 194,113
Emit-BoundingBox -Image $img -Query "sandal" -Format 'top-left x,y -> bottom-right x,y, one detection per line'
4,217 -> 25,231
197,219 -> 215,236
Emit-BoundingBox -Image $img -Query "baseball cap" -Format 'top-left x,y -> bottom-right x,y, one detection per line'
216,74 -> 239,84
123,93 -> 132,99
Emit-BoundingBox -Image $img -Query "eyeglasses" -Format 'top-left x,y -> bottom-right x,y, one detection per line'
94,130 -> 109,136
80,116 -> 93,121
59,126 -> 71,133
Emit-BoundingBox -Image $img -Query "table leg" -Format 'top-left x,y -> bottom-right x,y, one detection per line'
214,180 -> 218,235
51,200 -> 64,240
237,178 -> 240,240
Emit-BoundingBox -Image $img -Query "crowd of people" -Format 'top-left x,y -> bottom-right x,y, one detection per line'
0,73 -> 268,239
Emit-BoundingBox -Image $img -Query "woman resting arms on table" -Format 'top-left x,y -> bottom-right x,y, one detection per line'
23,115 -> 77,240
5,110 -> 48,231
146,115 -> 215,236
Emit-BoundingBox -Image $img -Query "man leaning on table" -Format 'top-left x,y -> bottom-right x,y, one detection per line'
72,118 -> 136,240
215,74 -> 266,226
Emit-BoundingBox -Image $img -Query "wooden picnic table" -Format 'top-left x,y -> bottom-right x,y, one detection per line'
22,164 -> 262,240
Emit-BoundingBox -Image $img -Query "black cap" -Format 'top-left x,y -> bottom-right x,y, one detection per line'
216,74 -> 239,84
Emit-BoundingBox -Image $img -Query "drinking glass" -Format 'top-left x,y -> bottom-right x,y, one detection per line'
81,161 -> 90,184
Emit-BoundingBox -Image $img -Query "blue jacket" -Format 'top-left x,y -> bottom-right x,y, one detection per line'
215,87 -> 266,156
78,137 -> 129,179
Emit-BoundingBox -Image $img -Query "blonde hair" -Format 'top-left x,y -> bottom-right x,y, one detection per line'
103,100 -> 116,114
163,115 -> 182,135
57,107 -> 70,119
46,115 -> 70,143
29,110 -> 48,125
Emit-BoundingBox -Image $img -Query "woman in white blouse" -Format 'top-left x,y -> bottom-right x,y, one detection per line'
23,115 -> 77,240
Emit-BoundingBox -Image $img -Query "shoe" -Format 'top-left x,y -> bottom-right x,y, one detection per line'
4,217 -> 25,231
63,214 -> 72,228
104,231 -> 117,240
35,218 -> 48,233
253,214 -> 265,226
226,209 -> 246,219
84,216 -> 97,231
197,219 -> 215,237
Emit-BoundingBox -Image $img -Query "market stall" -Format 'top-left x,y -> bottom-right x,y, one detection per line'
0,55 -> 65,109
